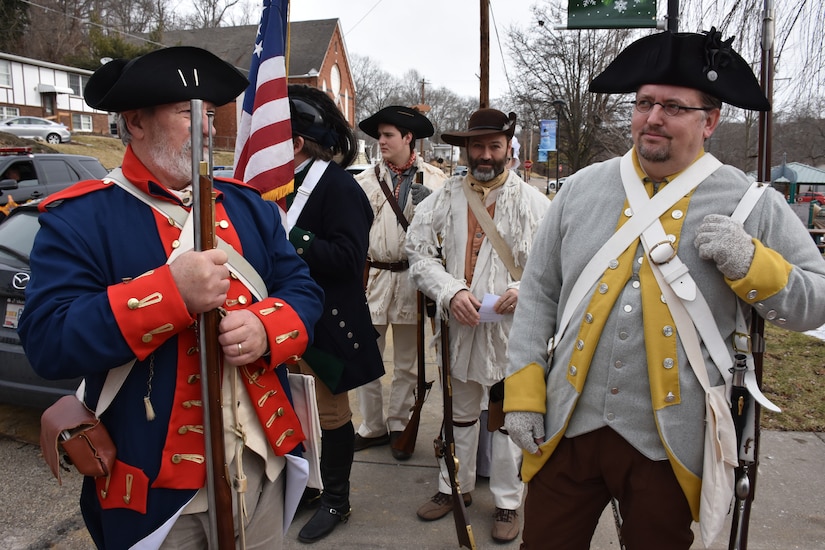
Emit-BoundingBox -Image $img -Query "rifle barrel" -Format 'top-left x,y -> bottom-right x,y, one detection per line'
191,99 -> 235,549
439,319 -> 477,550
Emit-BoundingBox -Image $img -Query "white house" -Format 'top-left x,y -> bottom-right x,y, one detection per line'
0,52 -> 109,134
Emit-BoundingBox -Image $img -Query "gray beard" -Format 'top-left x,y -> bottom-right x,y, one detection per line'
151,136 -> 193,186
471,166 -> 496,181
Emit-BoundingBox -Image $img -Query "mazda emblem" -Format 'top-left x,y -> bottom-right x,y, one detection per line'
12,272 -> 30,290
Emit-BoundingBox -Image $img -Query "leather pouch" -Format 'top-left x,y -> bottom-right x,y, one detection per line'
40,394 -> 117,484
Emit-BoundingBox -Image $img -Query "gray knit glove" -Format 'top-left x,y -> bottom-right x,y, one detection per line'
694,214 -> 755,280
504,411 -> 545,454
411,183 -> 432,205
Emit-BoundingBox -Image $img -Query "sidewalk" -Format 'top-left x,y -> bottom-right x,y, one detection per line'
283,327 -> 825,549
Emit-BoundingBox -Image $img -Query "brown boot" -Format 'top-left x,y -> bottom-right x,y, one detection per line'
416,492 -> 472,521
491,508 -> 519,543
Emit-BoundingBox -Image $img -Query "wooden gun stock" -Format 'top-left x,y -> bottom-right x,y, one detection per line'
191,99 -> 235,550
392,291 -> 433,456
436,318 -> 477,550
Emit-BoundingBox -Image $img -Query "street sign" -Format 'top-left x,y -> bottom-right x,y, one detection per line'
524,160 -> 533,171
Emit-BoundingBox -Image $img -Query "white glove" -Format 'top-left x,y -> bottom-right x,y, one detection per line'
694,214 -> 755,280
504,411 -> 545,454
411,182 -> 432,205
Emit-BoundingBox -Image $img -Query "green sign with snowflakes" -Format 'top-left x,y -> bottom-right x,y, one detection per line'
567,0 -> 657,29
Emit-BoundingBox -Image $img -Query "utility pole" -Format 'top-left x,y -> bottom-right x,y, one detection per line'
413,79 -> 430,158
480,0 -> 490,108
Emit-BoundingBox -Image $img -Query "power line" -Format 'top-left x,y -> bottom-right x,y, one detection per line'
343,0 -> 386,37
489,1 -> 515,99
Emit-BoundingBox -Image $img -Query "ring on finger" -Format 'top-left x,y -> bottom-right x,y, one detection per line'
237,342 -> 243,356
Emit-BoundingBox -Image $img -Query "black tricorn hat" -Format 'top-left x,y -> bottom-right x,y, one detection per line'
358,106 -> 435,140
84,46 -> 248,112
441,109 -> 517,147
589,28 -> 770,112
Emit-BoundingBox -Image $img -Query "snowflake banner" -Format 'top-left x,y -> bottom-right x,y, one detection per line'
567,0 -> 657,29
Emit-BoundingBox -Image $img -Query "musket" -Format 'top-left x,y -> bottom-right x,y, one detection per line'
434,318 -> 477,549
191,99 -> 235,550
392,290 -> 433,456
727,3 -> 775,548
729,354 -> 752,550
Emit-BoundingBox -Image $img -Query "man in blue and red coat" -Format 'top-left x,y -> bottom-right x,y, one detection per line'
19,46 -> 324,549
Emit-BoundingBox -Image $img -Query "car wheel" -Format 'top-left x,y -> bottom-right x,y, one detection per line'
46,133 -> 61,144
796,196 -> 804,203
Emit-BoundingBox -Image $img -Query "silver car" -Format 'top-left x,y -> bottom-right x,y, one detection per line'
0,116 -> 72,144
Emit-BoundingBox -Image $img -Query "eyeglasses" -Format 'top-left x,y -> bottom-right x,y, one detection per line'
628,99 -> 712,117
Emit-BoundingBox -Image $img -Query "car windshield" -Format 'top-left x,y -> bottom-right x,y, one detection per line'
0,210 -> 39,266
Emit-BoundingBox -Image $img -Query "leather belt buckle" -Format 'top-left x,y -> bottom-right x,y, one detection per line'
733,331 -> 752,354
648,240 -> 677,265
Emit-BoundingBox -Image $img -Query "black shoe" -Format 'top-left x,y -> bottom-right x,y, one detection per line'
353,432 -> 389,451
390,431 -> 412,461
297,505 -> 351,543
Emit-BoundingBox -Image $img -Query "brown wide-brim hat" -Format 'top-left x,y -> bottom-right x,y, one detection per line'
84,46 -> 249,112
441,109 -> 517,147
358,106 -> 435,140
589,28 -> 770,112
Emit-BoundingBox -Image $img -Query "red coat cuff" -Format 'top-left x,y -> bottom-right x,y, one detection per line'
107,265 -> 194,360
251,297 -> 310,365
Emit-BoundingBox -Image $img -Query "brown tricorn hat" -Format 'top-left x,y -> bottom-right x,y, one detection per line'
441,109 -> 517,147
358,106 -> 435,140
589,28 -> 770,112
84,46 -> 248,112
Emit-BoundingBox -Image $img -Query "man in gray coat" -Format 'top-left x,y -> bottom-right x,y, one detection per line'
504,28 -> 825,549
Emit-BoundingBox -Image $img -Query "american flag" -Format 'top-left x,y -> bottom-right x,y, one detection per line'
234,0 -> 293,202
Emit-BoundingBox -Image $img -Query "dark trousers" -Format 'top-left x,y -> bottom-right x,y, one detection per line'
521,427 -> 694,550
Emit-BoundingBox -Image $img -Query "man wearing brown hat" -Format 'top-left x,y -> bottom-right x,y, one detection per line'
504,29 -> 825,548
405,108 -> 549,542
19,46 -> 324,549
353,106 -> 445,460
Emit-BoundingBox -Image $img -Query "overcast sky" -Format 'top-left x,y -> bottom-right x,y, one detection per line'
287,0 -> 542,100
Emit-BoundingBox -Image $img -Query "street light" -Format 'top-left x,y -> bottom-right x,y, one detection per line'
552,99 -> 566,193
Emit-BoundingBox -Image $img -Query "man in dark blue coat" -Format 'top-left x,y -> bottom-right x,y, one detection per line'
284,84 -> 384,543
19,47 -> 324,548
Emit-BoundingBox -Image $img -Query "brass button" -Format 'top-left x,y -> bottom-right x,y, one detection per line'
127,298 -> 140,310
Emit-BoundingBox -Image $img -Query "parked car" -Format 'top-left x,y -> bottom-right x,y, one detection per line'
0,200 -> 82,408
213,165 -> 236,179
0,116 -> 72,144
0,147 -> 108,207
796,191 -> 825,203
454,165 -> 468,176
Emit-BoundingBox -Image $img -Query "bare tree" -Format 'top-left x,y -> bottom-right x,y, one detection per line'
683,1 -> 823,113
506,2 -> 636,173
184,0 -> 243,29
